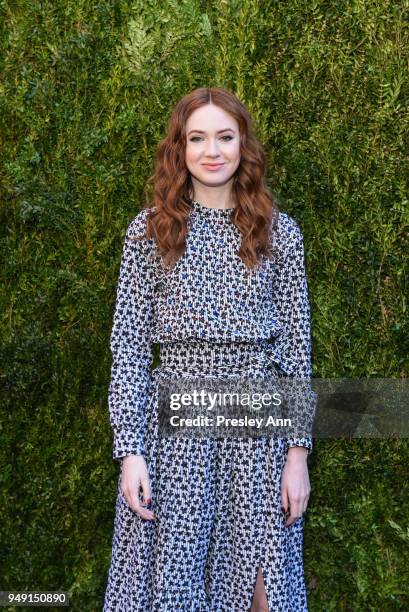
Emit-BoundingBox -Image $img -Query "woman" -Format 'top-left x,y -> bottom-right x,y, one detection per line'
103,87 -> 313,612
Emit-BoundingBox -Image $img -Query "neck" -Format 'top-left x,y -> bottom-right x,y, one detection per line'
189,182 -> 235,210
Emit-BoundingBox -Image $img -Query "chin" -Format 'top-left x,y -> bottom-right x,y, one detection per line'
198,171 -> 233,182
202,178 -> 232,187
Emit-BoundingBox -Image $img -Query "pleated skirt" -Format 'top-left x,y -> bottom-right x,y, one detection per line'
103,341 -> 308,612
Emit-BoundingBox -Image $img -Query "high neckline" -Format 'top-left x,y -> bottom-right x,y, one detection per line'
190,198 -> 235,216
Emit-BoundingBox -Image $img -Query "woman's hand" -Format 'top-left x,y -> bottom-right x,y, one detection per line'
280,447 -> 310,527
120,454 -> 155,521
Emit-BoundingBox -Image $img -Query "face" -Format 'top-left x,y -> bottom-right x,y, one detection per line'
185,104 -> 241,190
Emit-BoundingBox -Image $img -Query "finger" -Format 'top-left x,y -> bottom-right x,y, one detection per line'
286,512 -> 302,527
129,488 -> 155,521
140,476 -> 152,507
123,484 -> 155,521
131,479 -> 155,520
285,500 -> 302,527
140,477 -> 155,518
129,488 -> 151,519
280,486 -> 289,514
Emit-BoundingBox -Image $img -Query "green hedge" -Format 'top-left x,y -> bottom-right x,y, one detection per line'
1,1 -> 408,609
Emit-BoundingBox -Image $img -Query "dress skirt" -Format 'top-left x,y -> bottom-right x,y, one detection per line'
103,341 -> 308,612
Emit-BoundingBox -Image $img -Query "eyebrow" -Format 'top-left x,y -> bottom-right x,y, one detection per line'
187,128 -> 236,135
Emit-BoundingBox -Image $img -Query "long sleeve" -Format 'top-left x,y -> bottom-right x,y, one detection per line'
108,214 -> 155,461
271,216 -> 315,454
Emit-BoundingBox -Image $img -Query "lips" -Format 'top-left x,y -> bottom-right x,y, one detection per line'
202,163 -> 224,170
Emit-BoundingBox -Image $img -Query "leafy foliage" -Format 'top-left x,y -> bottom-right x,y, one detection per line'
1,0 -> 408,609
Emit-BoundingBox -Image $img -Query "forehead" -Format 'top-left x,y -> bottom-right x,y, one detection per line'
186,104 -> 238,133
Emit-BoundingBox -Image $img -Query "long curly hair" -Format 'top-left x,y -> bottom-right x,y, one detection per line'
139,86 -> 280,269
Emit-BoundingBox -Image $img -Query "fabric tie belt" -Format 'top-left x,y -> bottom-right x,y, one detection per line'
156,339 -> 296,377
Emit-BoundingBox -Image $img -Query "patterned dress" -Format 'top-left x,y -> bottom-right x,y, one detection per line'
103,198 -> 313,612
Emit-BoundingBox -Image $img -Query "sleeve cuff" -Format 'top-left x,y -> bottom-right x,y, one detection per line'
286,436 -> 313,455
112,429 -> 145,461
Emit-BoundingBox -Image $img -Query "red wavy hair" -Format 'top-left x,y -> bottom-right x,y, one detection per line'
138,86 -> 280,269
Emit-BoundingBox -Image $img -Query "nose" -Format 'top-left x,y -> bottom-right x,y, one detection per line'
204,137 -> 221,157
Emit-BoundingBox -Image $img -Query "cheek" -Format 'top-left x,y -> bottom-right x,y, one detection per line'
225,141 -> 241,163
185,146 -> 199,167
232,147 -> 241,169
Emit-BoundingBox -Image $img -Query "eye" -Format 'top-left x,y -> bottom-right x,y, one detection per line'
188,135 -> 234,142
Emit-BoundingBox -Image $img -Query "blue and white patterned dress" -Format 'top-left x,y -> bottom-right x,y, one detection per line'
103,198 -> 313,611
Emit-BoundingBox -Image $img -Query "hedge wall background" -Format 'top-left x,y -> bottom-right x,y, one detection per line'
1,0 -> 408,610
